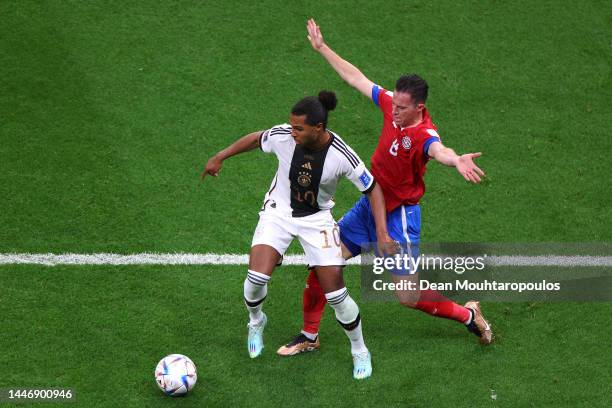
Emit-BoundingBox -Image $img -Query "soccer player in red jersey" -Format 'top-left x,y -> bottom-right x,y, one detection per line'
277,19 -> 493,356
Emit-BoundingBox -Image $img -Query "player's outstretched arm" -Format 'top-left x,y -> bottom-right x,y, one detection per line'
427,141 -> 486,184
306,18 -> 374,99
366,183 -> 400,255
201,131 -> 262,180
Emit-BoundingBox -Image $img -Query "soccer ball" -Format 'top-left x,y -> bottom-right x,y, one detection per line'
154,354 -> 197,396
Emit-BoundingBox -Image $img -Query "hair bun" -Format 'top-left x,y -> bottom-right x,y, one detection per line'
318,90 -> 337,111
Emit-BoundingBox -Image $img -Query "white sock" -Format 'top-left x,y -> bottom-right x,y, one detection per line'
244,269 -> 270,325
345,321 -> 367,355
301,330 -> 318,341
325,287 -> 368,354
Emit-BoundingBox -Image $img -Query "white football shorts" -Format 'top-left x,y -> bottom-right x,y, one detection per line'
251,209 -> 346,267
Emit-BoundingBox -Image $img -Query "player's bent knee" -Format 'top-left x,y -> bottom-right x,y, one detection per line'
395,289 -> 420,308
249,244 -> 281,275
313,265 -> 345,293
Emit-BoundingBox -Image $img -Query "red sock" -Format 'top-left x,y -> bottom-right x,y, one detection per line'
413,289 -> 471,324
302,269 -> 326,335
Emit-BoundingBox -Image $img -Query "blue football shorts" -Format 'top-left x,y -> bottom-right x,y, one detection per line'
338,195 -> 421,275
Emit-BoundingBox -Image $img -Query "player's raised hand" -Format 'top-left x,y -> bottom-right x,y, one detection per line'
456,152 -> 485,183
201,155 -> 223,181
306,18 -> 324,50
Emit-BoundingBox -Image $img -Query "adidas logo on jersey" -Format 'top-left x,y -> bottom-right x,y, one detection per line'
302,162 -> 312,170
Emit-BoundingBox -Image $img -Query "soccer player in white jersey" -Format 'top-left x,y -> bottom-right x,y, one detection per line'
202,91 -> 397,379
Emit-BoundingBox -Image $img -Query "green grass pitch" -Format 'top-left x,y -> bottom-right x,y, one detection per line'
1,1 -> 611,406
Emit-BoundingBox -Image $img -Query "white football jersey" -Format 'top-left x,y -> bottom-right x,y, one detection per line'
259,124 -> 375,217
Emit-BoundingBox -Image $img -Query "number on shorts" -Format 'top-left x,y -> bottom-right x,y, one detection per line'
320,226 -> 341,249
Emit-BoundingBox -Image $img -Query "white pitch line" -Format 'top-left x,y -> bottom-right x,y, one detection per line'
0,253 -> 356,266
0,253 -> 612,267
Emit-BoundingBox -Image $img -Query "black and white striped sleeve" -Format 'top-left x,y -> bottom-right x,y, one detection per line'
331,136 -> 376,194
259,124 -> 292,154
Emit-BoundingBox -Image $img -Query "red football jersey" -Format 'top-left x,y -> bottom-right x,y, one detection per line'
370,85 -> 441,212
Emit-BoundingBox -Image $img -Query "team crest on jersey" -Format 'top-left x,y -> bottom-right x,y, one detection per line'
359,171 -> 371,188
298,172 -> 311,187
402,136 -> 412,150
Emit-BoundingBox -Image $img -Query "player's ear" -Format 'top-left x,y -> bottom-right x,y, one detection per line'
315,122 -> 325,132
416,103 -> 425,112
